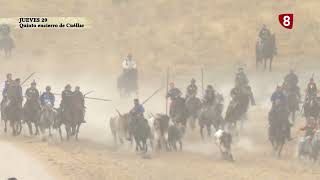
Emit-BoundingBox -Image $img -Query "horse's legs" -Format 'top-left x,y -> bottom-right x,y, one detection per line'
263,58 -> 267,71
49,127 -> 52,137
27,121 -> 33,135
65,125 -> 70,141
179,140 -> 182,151
207,125 -> 211,137
200,125 -> 204,139
4,120 -> 7,133
59,127 -> 63,141
269,57 -> 273,72
35,124 -> 40,135
75,123 -> 81,140
278,143 -> 284,157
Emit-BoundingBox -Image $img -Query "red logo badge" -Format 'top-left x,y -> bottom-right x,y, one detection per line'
279,13 -> 294,29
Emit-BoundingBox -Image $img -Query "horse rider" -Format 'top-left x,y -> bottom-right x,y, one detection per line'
306,78 -> 317,100
166,82 -> 182,118
2,73 -> 13,101
284,69 -> 298,89
203,85 -> 215,107
270,86 -> 292,140
40,86 -> 55,107
130,98 -> 145,121
271,86 -> 287,109
166,82 -> 182,101
61,84 -> 73,109
9,79 -> 23,105
185,78 -> 197,100
6,79 -> 23,121
300,119 -> 318,142
235,67 -> 249,88
122,53 -> 137,73
24,81 -> 40,112
72,86 -> 86,123
259,24 -> 271,42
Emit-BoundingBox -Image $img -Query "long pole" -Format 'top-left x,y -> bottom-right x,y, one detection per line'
201,68 -> 204,97
21,72 -> 35,86
165,67 -> 169,115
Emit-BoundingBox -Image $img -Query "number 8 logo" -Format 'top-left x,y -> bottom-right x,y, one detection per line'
283,16 -> 291,27
278,13 -> 294,29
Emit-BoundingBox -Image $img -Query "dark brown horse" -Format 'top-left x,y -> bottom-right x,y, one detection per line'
256,34 -> 277,71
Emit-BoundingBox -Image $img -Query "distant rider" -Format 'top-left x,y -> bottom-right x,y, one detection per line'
166,82 -> 182,101
61,84 -> 73,109
72,86 -> 86,123
186,78 -> 198,100
25,81 -> 40,111
259,24 -> 271,41
2,73 -> 13,101
203,85 -> 215,107
269,86 -> 292,141
122,53 -> 137,73
306,78 -> 317,99
40,86 -> 55,107
235,67 -> 249,88
130,98 -> 145,119
284,69 -> 298,89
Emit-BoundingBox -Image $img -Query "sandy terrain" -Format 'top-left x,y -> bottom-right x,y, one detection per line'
1,106 -> 320,180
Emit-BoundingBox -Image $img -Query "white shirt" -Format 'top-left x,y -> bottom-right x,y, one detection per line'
122,59 -> 137,69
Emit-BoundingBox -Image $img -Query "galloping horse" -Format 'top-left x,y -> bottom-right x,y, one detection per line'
268,107 -> 289,157
256,34 -> 277,71
117,69 -> 138,97
23,100 -> 41,135
225,87 -> 252,134
0,24 -> 15,58
185,96 -> 202,130
5,99 -> 22,136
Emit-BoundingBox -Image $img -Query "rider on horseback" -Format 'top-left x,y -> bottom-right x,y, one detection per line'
25,81 -> 40,102
203,85 -> 215,107
122,53 -> 137,72
300,119 -> 317,142
306,78 -> 317,100
270,86 -> 292,141
166,82 -> 182,101
284,69 -> 298,89
8,79 -> 23,105
130,99 -> 145,118
235,67 -> 249,88
185,78 -> 197,100
25,81 -> 40,112
40,86 -> 55,106
61,84 -> 73,109
167,82 -> 185,120
2,73 -> 13,101
72,86 -> 86,123
259,24 -> 271,42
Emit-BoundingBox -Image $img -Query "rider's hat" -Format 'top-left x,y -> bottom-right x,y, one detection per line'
46,86 -> 51,91
31,80 -> 36,85
191,78 -> 196,83
6,73 -> 12,78
65,84 -> 71,89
